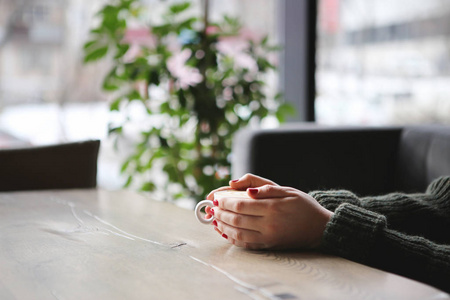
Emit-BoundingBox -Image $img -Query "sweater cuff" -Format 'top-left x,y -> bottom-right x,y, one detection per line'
319,203 -> 387,263
310,190 -> 361,212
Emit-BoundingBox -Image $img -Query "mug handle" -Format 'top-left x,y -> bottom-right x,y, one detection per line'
195,200 -> 215,225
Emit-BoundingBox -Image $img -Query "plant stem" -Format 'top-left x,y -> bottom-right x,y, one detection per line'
193,0 -> 211,193
203,0 -> 209,36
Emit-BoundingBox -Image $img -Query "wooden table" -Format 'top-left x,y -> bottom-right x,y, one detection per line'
1,189 -> 448,300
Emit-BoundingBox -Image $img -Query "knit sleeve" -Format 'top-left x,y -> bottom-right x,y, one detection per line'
320,203 -> 450,293
359,176 -> 450,244
309,190 -> 362,212
311,176 -> 450,244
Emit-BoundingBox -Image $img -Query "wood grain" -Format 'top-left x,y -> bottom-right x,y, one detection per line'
0,189 -> 448,300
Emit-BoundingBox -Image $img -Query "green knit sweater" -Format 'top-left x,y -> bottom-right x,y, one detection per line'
310,176 -> 450,293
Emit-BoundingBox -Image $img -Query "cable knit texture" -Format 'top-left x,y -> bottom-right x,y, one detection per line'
311,176 -> 450,293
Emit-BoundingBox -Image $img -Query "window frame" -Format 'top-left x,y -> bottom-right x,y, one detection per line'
277,0 -> 317,122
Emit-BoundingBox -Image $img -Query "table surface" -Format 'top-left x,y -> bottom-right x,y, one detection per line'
1,189 -> 449,300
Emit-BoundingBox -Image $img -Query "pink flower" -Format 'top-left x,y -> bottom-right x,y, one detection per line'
216,36 -> 248,55
238,28 -> 263,44
206,25 -> 220,35
167,49 -> 203,89
123,44 -> 142,63
216,28 -> 261,73
123,28 -> 156,48
267,52 -> 279,67
122,27 -> 156,62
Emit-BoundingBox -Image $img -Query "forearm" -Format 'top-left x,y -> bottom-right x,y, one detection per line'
320,203 -> 450,293
360,192 -> 450,243
311,176 -> 450,243
376,228 -> 450,293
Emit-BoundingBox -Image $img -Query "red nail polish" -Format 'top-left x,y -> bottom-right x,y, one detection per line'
212,220 -> 218,226
231,179 -> 239,183
222,233 -> 228,239
213,199 -> 219,206
248,188 -> 258,195
210,208 -> 215,216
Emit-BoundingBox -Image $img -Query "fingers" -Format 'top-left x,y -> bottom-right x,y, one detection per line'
207,185 -> 301,217
247,184 -> 298,199
206,173 -> 282,204
229,237 -> 266,250
229,173 -> 278,190
213,207 -> 262,231
215,197 -> 269,216
213,226 -> 265,250
214,219 -> 267,249
204,206 -> 212,219
207,204 -> 268,248
207,185 -> 298,216
205,206 -> 212,215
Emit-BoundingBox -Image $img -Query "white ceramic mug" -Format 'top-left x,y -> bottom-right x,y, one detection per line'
194,190 -> 249,225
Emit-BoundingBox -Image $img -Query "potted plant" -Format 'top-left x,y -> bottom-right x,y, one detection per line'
83,0 -> 293,202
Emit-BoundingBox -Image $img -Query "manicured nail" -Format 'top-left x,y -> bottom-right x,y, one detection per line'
222,233 -> 228,239
247,188 -> 258,195
212,220 -> 218,226
213,199 -> 219,206
230,179 -> 239,183
210,208 -> 215,216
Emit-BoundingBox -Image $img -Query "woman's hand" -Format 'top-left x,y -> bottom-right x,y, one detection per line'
205,173 -> 333,250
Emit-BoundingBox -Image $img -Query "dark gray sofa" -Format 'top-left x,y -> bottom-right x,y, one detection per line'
232,124 -> 450,196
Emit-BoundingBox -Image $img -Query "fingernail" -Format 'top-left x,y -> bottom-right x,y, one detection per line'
247,188 -> 258,195
230,179 -> 239,183
210,208 -> 215,216
213,199 -> 219,206
214,227 -> 221,234
212,220 -> 218,226
222,233 -> 228,239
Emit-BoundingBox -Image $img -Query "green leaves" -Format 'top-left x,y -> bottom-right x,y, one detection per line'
84,45 -> 108,63
115,44 -> 130,59
152,24 -> 172,37
169,2 -> 190,14
141,182 -> 156,192
83,40 -> 97,50
97,3 -> 128,35
276,102 -> 296,123
82,0 -> 293,201
82,0 -> 135,63
110,98 -> 122,111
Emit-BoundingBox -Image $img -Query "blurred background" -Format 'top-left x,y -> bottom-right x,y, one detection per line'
316,0 -> 450,125
0,0 -> 449,190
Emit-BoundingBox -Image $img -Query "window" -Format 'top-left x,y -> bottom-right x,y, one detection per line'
32,4 -> 50,23
316,0 -> 450,125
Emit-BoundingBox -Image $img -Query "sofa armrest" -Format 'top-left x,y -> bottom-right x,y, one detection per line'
396,125 -> 450,193
232,124 -> 402,196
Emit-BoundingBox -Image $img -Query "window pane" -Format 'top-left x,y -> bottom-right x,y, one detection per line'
317,0 -> 450,125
